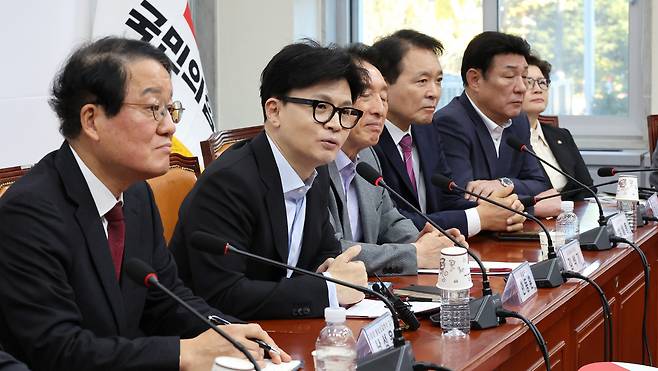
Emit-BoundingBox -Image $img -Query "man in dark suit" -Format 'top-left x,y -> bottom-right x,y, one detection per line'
433,32 -> 551,203
170,41 -> 368,320
327,44 -> 467,275
0,351 -> 29,371
0,37 -> 287,371
369,30 -> 525,237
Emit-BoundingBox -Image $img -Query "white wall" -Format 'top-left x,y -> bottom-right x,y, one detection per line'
1,0 -> 95,167
214,0 -> 323,130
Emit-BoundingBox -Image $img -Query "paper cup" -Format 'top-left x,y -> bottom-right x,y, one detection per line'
616,174 -> 639,201
436,246 -> 473,290
539,231 -> 565,260
212,356 -> 254,371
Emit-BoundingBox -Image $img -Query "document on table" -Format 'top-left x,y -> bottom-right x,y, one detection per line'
263,359 -> 302,370
346,299 -> 441,318
418,260 -> 524,275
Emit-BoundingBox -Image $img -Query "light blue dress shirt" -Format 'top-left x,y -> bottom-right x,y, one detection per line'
267,135 -> 339,308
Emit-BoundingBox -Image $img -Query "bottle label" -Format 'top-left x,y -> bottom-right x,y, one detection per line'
609,212 -> 633,241
501,262 -> 537,306
356,311 -> 394,358
557,240 -> 586,272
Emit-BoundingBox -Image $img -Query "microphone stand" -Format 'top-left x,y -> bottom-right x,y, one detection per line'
434,176 -> 565,289
507,138 -> 612,251
355,163 -> 504,330
124,259 -> 262,371
521,179 -> 619,207
191,232 -> 417,371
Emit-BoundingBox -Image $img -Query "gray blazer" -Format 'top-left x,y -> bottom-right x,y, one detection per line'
328,147 -> 419,275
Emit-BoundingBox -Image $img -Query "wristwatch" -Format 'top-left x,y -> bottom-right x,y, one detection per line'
498,177 -> 513,187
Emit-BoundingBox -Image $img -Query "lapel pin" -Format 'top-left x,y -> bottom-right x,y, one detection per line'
557,140 -> 563,144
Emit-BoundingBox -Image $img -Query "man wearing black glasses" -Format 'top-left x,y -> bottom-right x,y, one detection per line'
0,37 -> 289,370
170,40 -> 368,320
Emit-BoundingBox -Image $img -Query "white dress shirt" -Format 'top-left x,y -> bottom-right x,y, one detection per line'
267,135 -> 338,308
70,144 -> 123,238
530,123 -> 568,191
384,121 -> 481,237
465,93 -> 512,157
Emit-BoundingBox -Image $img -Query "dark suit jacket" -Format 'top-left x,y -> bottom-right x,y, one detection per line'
373,124 -> 474,235
170,132 -> 341,320
540,124 -> 595,200
433,92 -> 550,198
0,352 -> 29,371
0,143 -> 220,371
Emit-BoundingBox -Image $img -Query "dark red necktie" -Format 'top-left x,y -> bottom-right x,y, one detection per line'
105,202 -> 125,280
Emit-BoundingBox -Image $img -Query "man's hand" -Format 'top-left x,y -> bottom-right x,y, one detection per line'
477,193 -> 526,232
180,324 -> 292,371
533,189 -> 562,218
465,179 -> 511,201
326,245 -> 367,305
414,226 -> 467,268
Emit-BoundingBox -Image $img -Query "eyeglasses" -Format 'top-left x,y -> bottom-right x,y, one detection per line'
524,77 -> 551,91
123,101 -> 185,124
280,96 -> 363,129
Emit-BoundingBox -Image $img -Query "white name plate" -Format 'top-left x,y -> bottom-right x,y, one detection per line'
501,262 -> 538,306
557,240 -> 586,272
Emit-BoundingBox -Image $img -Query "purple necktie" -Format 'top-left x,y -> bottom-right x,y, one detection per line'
399,134 -> 417,193
105,202 -> 125,280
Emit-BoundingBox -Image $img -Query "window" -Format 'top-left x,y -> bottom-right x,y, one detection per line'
500,0 -> 629,117
353,0 -> 649,148
355,0 -> 483,110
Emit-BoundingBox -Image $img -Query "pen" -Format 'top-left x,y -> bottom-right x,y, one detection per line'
208,315 -> 281,355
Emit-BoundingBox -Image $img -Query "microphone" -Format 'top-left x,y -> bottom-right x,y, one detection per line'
356,162 -> 504,330
432,174 -> 565,289
190,232 -> 417,371
597,167 -> 658,177
506,136 -> 612,251
519,179 -> 619,208
124,259 -> 262,371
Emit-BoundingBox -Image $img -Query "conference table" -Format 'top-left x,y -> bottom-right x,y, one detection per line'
258,201 -> 658,370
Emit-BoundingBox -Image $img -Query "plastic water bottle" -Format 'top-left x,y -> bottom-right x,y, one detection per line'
556,201 -> 579,244
617,199 -> 638,232
315,307 -> 357,371
439,288 -> 471,337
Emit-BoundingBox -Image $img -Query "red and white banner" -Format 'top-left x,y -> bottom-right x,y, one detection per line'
93,0 -> 215,159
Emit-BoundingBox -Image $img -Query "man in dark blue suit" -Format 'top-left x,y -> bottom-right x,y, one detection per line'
433,32 -> 550,202
370,30 -> 525,237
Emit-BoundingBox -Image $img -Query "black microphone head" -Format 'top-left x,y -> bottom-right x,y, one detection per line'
430,173 -> 454,191
519,196 -> 536,208
505,136 -> 526,152
125,258 -> 158,287
356,162 -> 384,186
190,231 -> 230,256
597,167 -> 616,177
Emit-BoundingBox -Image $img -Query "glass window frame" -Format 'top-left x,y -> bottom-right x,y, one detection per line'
344,0 -> 651,149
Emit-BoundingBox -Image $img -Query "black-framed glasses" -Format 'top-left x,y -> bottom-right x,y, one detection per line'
280,96 -> 363,129
123,100 -> 185,124
524,77 -> 551,91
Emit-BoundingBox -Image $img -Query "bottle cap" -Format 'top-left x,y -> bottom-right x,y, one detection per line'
324,307 -> 347,323
561,200 -> 574,212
